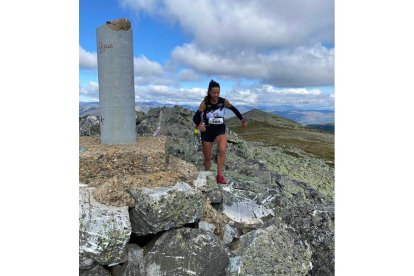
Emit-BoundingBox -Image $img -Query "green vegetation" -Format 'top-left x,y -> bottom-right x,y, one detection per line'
307,123 -> 335,133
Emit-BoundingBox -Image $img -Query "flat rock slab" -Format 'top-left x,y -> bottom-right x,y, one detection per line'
222,183 -> 274,226
129,182 -> 204,235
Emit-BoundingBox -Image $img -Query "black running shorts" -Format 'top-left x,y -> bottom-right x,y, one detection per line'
201,124 -> 226,142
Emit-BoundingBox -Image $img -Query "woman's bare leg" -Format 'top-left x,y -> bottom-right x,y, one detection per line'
202,141 -> 213,171
215,134 -> 227,176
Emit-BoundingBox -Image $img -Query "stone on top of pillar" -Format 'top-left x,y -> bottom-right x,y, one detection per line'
105,18 -> 131,31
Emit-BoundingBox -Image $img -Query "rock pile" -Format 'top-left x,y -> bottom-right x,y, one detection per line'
79,106 -> 335,275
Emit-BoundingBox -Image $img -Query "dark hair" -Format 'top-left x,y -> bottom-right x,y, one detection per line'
204,79 -> 220,103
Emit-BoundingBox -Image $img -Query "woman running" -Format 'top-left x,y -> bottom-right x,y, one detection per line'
192,80 -> 248,184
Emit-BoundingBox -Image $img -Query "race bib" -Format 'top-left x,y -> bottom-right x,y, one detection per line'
208,117 -> 224,125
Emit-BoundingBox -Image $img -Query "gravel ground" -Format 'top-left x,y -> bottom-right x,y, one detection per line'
79,136 -> 198,207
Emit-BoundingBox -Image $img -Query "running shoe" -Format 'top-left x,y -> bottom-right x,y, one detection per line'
216,175 -> 227,185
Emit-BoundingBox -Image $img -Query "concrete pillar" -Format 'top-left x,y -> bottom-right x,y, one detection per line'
96,18 -> 136,144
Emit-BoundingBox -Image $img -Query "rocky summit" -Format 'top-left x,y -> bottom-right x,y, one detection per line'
79,105 -> 335,275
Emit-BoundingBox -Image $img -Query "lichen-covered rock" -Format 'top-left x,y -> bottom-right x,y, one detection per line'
224,139 -> 334,200
270,172 -> 331,213
142,228 -> 230,276
136,107 -> 205,167
79,252 -> 96,270
78,106 -> 335,273
250,144 -> 335,200
200,199 -> 232,240
222,181 -> 274,226
227,225 -> 312,275
198,221 -> 216,234
224,171 -> 282,209
222,224 -> 238,245
192,170 -> 211,188
129,182 -> 204,235
79,115 -> 100,136
135,106 -> 334,201
281,204 -> 335,276
227,130 -> 245,145
79,264 -> 111,276
111,244 -> 144,276
79,186 -> 131,265
193,171 -> 223,203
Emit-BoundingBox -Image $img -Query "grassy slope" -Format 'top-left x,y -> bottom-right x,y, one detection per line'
227,114 -> 335,165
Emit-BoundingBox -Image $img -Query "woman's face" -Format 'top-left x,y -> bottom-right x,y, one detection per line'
209,87 -> 220,102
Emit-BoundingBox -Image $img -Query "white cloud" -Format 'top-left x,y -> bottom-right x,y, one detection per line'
79,81 -> 98,95
81,40 -> 333,87
79,45 -> 165,78
79,46 -> 169,85
121,0 -> 333,48
92,1 -> 335,87
82,1 -> 335,107
120,0 -> 160,14
134,55 -> 164,77
79,46 -> 97,69
263,86 -> 321,95
226,85 -> 334,109
79,81 -> 99,101
172,43 -> 334,86
178,69 -> 201,81
225,89 -> 258,104
171,43 -> 267,78
133,55 -> 169,85
79,79 -> 333,110
135,85 -> 206,105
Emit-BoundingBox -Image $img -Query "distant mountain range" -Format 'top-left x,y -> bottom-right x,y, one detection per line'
79,101 -> 334,126
269,109 -> 334,125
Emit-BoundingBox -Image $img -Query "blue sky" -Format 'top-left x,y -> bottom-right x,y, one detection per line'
80,0 -> 334,110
